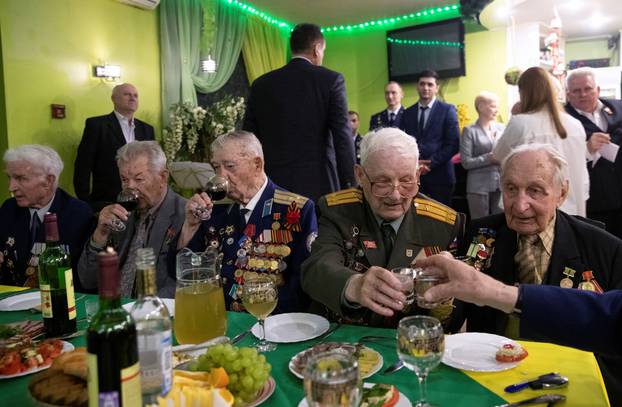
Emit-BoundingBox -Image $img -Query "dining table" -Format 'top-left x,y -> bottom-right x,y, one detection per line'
0,289 -> 610,406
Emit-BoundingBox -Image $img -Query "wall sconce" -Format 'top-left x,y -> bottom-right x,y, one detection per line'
201,55 -> 216,73
93,64 -> 122,80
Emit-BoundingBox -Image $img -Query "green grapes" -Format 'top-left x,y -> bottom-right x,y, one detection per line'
191,344 -> 272,405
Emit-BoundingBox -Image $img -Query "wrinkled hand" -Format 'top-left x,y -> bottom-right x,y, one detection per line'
415,252 -> 518,314
344,266 -> 406,316
185,193 -> 213,227
587,132 -> 610,154
92,204 -> 128,245
418,159 -> 431,175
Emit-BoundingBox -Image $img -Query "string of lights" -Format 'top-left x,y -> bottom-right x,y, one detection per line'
387,37 -> 464,48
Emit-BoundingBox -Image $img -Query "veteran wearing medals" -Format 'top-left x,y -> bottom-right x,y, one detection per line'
0,145 -> 92,289
301,127 -> 461,327
458,143 -> 622,404
177,130 -> 317,314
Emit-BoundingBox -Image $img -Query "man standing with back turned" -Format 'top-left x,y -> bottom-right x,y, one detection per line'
243,23 -> 355,203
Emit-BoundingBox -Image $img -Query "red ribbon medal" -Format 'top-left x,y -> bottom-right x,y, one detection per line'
285,202 -> 302,232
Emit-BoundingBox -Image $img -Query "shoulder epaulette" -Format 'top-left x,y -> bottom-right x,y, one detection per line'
273,189 -> 309,207
326,188 -> 363,206
415,197 -> 457,225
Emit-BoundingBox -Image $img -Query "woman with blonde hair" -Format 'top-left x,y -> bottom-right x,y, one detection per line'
460,91 -> 505,219
493,66 -> 589,216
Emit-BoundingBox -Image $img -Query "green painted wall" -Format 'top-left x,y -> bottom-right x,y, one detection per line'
322,20 -> 508,133
0,0 -> 161,201
566,38 -> 619,66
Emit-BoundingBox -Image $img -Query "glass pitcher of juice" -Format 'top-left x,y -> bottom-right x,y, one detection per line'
174,247 -> 226,344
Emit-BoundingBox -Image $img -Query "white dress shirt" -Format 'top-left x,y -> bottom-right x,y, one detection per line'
114,110 -> 135,143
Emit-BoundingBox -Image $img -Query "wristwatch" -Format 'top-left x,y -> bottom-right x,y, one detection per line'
512,284 -> 524,315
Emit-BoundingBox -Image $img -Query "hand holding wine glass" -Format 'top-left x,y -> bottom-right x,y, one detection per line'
397,316 -> 444,407
242,275 -> 278,352
108,188 -> 140,232
192,175 -> 229,220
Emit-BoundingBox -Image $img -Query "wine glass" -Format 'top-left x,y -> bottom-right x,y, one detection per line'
241,275 -> 278,352
397,316 -> 444,407
303,349 -> 362,407
193,175 -> 229,220
391,267 -> 415,305
108,187 -> 140,232
414,268 -> 443,309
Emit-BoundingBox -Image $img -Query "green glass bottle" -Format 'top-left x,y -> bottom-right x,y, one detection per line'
87,249 -> 141,407
38,212 -> 77,337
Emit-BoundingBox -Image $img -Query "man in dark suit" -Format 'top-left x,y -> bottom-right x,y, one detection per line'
177,131 -> 317,314
458,143 -> 622,404
348,111 -> 363,164
78,141 -> 185,299
565,67 -> 622,239
369,81 -> 405,131
301,128 -> 461,327
402,70 -> 460,206
243,23 -> 355,203
417,253 -> 622,359
0,145 -> 92,289
74,83 -> 155,212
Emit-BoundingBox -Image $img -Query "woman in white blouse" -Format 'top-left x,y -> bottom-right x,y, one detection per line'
460,92 -> 505,219
493,67 -> 589,216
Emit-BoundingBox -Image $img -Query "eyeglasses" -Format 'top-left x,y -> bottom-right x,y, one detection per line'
360,166 -> 418,198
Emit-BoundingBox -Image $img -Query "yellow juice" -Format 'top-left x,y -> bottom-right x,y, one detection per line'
243,299 -> 277,320
174,282 -> 227,344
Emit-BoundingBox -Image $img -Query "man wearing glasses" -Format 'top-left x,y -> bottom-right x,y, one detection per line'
301,127 -> 461,327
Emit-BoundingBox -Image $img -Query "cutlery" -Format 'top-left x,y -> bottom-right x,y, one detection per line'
231,329 -> 251,345
505,373 -> 568,393
317,322 -> 342,342
173,336 -> 230,353
382,360 -> 404,375
33,329 -> 86,342
495,394 -> 566,407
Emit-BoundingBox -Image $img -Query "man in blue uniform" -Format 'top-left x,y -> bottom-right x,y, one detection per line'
177,131 -> 317,314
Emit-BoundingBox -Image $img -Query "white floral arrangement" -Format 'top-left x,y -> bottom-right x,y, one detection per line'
162,96 -> 245,162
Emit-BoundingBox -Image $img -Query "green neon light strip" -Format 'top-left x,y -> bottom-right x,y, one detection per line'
387,37 -> 463,48
224,0 -> 461,33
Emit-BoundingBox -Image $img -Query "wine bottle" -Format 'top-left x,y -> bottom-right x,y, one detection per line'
38,212 -> 77,337
130,248 -> 172,403
87,249 -> 141,407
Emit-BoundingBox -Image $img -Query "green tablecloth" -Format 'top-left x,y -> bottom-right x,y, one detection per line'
0,291 -> 506,406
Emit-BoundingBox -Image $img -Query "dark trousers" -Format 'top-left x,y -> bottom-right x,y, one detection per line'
420,182 -> 454,206
588,209 -> 622,240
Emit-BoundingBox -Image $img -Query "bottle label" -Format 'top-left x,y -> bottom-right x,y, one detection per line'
121,362 -> 142,407
40,284 -> 52,318
137,330 -> 172,394
65,269 -> 77,320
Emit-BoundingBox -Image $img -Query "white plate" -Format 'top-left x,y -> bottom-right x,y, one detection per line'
122,298 -> 175,317
0,341 -> 75,379
297,383 -> 412,407
251,313 -> 329,343
0,291 -> 41,311
442,332 -> 522,372
289,344 -> 383,380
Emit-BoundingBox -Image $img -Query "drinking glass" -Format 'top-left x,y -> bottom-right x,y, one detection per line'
174,248 -> 226,344
303,349 -> 362,407
108,187 -> 140,232
397,316 -> 444,407
391,267 -> 415,305
193,175 -> 229,220
414,268 -> 442,309
242,275 -> 278,352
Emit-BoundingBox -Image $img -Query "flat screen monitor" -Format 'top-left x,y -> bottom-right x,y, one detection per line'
387,18 -> 465,82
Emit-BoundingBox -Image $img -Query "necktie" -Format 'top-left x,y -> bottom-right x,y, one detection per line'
418,106 -> 428,136
380,221 -> 396,262
389,112 -> 396,127
515,234 -> 541,284
120,213 -> 151,297
30,211 -> 42,249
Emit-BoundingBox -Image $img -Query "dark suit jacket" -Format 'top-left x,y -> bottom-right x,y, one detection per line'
0,188 -> 93,290
521,285 -> 622,358
243,58 -> 355,202
301,190 -> 460,327
74,112 -> 155,210
565,99 -> 622,213
368,106 -> 405,131
186,179 -> 317,314
402,100 -> 460,187
78,188 -> 185,298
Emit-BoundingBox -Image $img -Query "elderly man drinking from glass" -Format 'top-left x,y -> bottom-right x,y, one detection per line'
301,127 -> 462,327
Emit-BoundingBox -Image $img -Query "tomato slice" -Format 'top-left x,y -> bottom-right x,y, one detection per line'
383,386 -> 400,407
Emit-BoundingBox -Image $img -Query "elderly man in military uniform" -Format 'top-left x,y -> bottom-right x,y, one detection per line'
177,130 -> 317,314
301,127 -> 461,327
